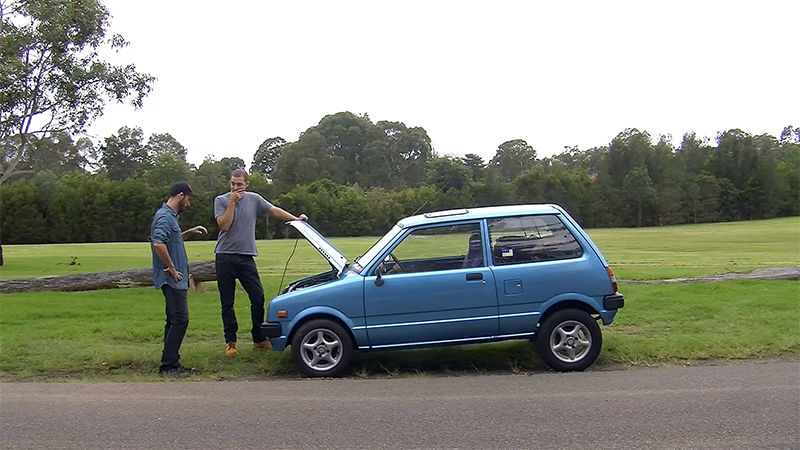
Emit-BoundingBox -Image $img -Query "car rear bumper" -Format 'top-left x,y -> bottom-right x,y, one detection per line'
603,293 -> 624,310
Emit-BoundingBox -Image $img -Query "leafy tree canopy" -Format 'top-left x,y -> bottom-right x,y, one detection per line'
0,0 -> 155,184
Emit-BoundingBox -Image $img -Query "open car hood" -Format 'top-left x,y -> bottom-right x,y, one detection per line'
286,220 -> 348,276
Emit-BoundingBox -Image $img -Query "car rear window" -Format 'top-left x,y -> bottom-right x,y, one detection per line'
487,215 -> 583,265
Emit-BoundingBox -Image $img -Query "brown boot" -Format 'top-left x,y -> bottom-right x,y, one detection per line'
253,340 -> 272,351
225,342 -> 238,357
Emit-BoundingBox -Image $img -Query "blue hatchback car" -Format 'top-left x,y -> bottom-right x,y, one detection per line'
262,204 -> 624,377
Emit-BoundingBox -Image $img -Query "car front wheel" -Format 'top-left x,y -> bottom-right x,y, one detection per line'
536,309 -> 602,372
291,319 -> 353,377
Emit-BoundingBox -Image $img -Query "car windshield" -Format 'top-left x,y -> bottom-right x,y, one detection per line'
352,225 -> 403,273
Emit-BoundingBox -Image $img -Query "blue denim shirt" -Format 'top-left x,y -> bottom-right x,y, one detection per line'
150,203 -> 189,290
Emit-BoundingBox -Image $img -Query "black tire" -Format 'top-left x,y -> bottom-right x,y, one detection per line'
291,319 -> 353,377
536,308 -> 602,372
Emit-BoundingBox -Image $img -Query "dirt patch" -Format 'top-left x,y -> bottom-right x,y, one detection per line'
620,266 -> 800,285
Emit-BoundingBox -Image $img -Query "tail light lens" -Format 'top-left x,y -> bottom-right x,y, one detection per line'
606,267 -> 618,293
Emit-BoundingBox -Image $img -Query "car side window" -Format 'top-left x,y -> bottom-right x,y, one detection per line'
487,215 -> 583,265
384,223 -> 483,275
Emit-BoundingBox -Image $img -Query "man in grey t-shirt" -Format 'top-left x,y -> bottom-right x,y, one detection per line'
214,169 -> 308,357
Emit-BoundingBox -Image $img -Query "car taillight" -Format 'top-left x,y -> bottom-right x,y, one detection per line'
606,267 -> 618,293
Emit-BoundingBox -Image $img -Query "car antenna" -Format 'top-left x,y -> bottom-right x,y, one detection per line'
410,180 -> 451,216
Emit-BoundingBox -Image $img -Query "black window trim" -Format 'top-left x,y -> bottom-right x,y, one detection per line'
487,213 -> 584,267
369,219 -> 486,276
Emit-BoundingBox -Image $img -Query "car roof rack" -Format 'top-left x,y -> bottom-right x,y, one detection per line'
423,209 -> 469,218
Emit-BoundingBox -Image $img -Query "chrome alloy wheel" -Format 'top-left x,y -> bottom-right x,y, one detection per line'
549,320 -> 592,363
299,328 -> 343,372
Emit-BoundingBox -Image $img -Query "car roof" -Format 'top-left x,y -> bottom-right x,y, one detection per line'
398,204 -> 563,228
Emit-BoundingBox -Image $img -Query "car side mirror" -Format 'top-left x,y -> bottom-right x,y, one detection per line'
375,262 -> 385,286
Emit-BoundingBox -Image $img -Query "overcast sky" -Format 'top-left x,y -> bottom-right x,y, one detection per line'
89,1 -> 798,168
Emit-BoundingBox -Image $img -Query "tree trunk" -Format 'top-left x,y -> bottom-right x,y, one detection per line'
0,260 -> 216,294
637,203 -> 643,227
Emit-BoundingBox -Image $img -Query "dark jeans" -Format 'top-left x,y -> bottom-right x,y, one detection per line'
161,285 -> 189,372
215,253 -> 266,344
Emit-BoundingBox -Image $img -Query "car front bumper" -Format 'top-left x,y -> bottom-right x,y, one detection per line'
261,321 -> 287,351
261,322 -> 282,338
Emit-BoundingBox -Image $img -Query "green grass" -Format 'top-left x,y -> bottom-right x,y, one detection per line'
0,217 -> 798,380
0,281 -> 797,380
1,217 -> 797,282
585,217 -> 800,280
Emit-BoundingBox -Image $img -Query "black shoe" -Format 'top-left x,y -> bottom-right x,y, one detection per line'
160,368 -> 189,378
178,366 -> 200,375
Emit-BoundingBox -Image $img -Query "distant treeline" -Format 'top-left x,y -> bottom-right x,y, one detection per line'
1,112 -> 798,244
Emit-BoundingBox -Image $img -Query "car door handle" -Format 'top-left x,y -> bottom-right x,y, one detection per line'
466,273 -> 483,281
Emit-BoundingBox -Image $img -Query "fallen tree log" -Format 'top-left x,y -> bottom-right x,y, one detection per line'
0,260 -> 217,294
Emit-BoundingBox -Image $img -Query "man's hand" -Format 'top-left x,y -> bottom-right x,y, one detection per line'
230,188 -> 245,204
297,214 -> 308,221
164,267 -> 184,282
188,225 -> 208,235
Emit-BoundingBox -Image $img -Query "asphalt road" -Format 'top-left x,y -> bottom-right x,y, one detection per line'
1,360 -> 798,450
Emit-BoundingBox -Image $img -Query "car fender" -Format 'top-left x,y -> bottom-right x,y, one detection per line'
284,305 -> 358,342
539,292 -> 603,318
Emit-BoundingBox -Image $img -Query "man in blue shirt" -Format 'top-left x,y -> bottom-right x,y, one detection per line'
150,182 -> 208,377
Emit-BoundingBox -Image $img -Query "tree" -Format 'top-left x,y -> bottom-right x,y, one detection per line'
251,137 -> 285,179
146,133 -> 187,161
677,132 -> 711,175
681,173 -> 721,224
623,167 -> 657,227
48,172 -> 103,242
489,139 -> 537,181
313,112 -> 377,184
471,168 -> 515,207
426,156 -> 472,192
272,131 -> 345,191
192,157 -> 227,192
775,135 -> 799,216
708,129 -> 753,191
220,157 -> 246,173
187,157 -> 230,237
1,131 -> 87,177
0,0 -> 155,184
607,129 -> 653,187
98,126 -> 149,180
247,172 -> 276,239
374,121 -> 432,189
780,125 -> 799,145
0,179 -> 48,243
143,153 -> 192,189
461,153 -> 485,181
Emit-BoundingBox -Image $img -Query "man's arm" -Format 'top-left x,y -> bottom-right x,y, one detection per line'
152,242 -> 183,282
216,191 -> 243,232
268,206 -> 308,222
182,226 -> 208,240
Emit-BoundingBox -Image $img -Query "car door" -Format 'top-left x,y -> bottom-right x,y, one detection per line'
363,221 -> 498,348
488,214 -> 599,336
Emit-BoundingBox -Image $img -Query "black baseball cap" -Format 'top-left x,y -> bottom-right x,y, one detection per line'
169,182 -> 198,198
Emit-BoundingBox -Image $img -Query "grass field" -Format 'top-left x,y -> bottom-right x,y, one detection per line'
1,217 -> 798,282
0,217 -> 798,380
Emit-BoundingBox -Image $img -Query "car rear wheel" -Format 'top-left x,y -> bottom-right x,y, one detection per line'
291,319 -> 353,377
537,309 -> 602,372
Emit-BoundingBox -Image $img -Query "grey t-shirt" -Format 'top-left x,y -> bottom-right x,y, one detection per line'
214,191 -> 272,256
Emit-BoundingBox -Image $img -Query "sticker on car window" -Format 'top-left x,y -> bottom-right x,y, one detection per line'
502,248 -> 514,258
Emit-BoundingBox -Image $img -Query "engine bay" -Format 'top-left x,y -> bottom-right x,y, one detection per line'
281,269 -> 339,294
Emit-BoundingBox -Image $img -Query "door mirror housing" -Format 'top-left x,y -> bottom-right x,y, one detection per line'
375,262 -> 385,286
